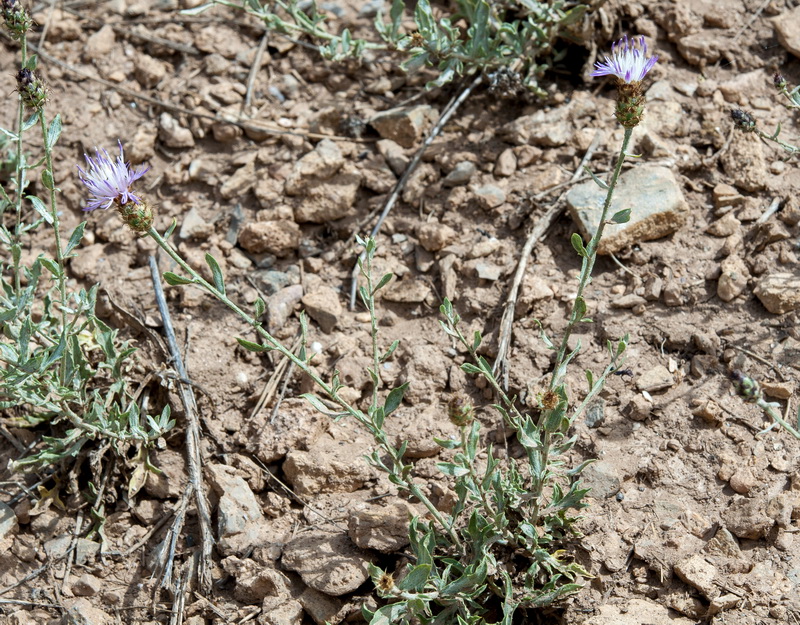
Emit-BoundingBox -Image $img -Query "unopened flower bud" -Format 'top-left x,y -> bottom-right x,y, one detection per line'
730,109 -> 756,132
16,67 -> 46,110
729,370 -> 761,403
448,393 -> 474,427
774,72 -> 787,91
118,199 -> 154,234
2,0 -> 32,40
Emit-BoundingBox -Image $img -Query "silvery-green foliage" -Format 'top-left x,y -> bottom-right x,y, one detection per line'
187,0 -> 593,94
0,42 -> 173,525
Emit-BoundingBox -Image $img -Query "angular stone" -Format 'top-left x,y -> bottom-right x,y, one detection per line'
381,279 -> 431,303
418,222 -> 457,252
473,184 -> 506,209
158,113 -> 194,149
706,213 -> 741,237
298,586 -> 347,625
583,598 -> 695,625
62,598 -> 113,625
283,441 -> 374,497
369,105 -> 439,148
754,273 -> 800,314
636,365 -> 674,393
774,7 -> 800,58
674,554 -> 718,599
247,398 -> 327,463
567,166 -> 688,254
285,139 -> 344,194
282,530 -> 374,595
145,449 -> 186,499
581,461 -> 620,499
0,502 -> 17,542
500,113 -> 572,147
205,464 -> 268,556
72,573 -> 102,597
293,168 -> 361,223
717,255 -> 749,302
442,161 -> 476,187
84,24 -> 116,61
494,148 -> 517,177
238,220 -> 301,257
134,54 -> 167,89
723,496 -> 774,539
348,502 -> 412,552
302,286 -> 343,333
376,139 -> 408,176
266,284 -> 304,334
721,132 -> 768,191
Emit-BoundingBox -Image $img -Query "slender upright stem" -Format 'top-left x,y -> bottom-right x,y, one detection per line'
11,37 -> 28,294
551,127 -> 633,390
39,110 -> 68,384
146,225 -> 461,546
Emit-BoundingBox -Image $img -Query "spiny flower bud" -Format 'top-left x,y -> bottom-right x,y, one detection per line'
118,199 -> 154,234
774,72 -> 787,91
731,109 -> 756,132
2,0 -> 32,40
16,67 -> 46,110
728,370 -> 761,403
592,35 -> 658,129
447,393 -> 474,427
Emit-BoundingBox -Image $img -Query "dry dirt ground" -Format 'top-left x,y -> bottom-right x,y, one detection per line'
1,0 -> 800,623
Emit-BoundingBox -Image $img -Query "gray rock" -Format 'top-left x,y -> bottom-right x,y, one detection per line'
248,398 -> 327,463
62,598 -> 113,625
158,113 -> 195,149
348,502 -> 412,552
584,397 -> 606,428
179,207 -> 214,241
252,269 -> 292,296
369,105 -> 439,148
581,461 -> 621,499
266,284 -> 303,333
74,538 -> 100,566
473,184 -> 506,209
0,502 -> 17,542
238,220 -> 301,257
567,166 -> 688,255
754,273 -> 800,314
283,441 -> 375,497
442,161 -> 476,187
282,530 -> 374,596
722,496 -> 774,539
72,574 -> 102,597
494,148 -> 517,177
717,255 -> 749,302
500,113 -> 572,147
774,6 -> 800,58
298,586 -> 347,625
205,464 -> 269,556
220,161 -> 256,200
674,554 -> 719,599
285,139 -> 345,194
636,365 -> 674,393
302,286 -> 343,333
377,139 -> 409,176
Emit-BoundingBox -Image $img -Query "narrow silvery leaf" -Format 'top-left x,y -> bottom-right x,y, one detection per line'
583,165 -> 609,189
64,222 -> 86,256
253,297 -> 265,319
162,271 -> 194,286
27,195 -> 52,224
236,337 -> 271,352
21,112 -> 39,131
570,232 -> 586,257
163,218 -> 178,240
205,253 -> 225,294
46,115 -> 62,149
610,208 -> 631,224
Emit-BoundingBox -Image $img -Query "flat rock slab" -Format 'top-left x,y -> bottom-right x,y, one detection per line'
583,598 -> 695,625
754,272 -> 800,314
566,166 -> 688,254
282,530 -> 374,596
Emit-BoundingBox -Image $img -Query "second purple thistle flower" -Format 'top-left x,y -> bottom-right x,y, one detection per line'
77,141 -> 148,212
591,35 -> 658,84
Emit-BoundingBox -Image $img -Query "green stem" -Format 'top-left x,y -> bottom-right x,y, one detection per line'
551,126 -> 633,389
38,110 -> 68,384
147,225 -> 461,546
756,127 -> 799,154
11,37 -> 28,295
758,399 -> 800,440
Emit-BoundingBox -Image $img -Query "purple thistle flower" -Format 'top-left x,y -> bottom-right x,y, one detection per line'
77,141 -> 148,212
591,35 -> 658,84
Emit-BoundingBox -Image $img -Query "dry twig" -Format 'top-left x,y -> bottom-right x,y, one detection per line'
148,256 -> 214,594
348,73 -> 485,310
493,130 -> 605,388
